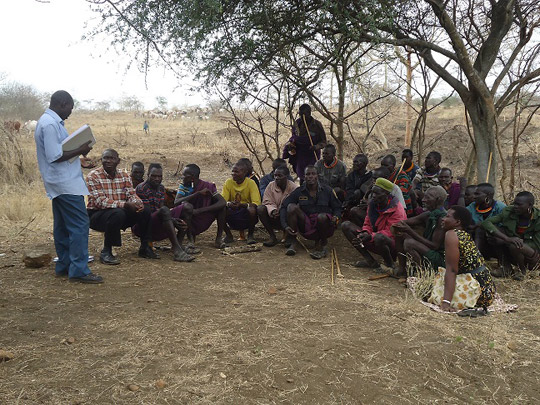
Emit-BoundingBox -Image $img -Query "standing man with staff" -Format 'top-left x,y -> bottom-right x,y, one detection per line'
34,90 -> 103,283
283,104 -> 327,184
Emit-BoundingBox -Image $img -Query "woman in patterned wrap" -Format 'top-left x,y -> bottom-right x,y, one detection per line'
440,206 -> 495,315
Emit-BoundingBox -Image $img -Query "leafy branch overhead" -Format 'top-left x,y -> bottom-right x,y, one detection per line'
89,0 -> 540,186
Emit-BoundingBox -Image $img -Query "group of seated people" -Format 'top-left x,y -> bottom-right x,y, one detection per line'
85,145 -> 538,312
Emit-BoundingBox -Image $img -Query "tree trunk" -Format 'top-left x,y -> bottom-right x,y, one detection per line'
405,49 -> 413,147
466,96 -> 497,186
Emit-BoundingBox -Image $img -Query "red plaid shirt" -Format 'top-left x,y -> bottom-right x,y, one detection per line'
86,167 -> 142,210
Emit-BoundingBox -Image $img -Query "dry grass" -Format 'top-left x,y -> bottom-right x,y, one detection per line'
1,109 -> 540,404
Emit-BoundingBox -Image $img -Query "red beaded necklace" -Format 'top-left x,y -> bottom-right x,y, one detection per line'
324,157 -> 338,169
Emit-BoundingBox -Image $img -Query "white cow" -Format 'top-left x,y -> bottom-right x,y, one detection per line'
23,120 -> 37,134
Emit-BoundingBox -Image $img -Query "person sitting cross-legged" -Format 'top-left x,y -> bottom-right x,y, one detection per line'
280,165 -> 341,259
401,148 -> 419,182
314,143 -> 347,201
86,149 -> 155,265
134,163 -> 195,262
348,166 -> 406,227
130,161 -> 145,189
342,178 -> 407,273
259,158 -> 293,198
257,165 -> 298,247
412,151 -> 442,206
481,191 -> 540,280
438,167 -> 466,208
222,161 -> 261,244
381,154 -> 415,216
466,182 -> 506,262
464,184 -> 477,207
393,186 -> 448,277
343,153 -> 372,215
174,164 -> 228,249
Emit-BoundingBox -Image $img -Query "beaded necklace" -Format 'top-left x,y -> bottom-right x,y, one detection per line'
517,213 -> 533,236
324,157 -> 338,169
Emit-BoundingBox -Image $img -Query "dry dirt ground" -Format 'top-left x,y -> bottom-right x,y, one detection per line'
1,111 -> 540,404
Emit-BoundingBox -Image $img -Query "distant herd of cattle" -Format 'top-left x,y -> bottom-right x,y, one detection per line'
3,120 -> 37,135
2,106 -> 225,135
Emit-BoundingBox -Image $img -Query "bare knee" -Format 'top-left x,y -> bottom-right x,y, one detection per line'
373,233 -> 388,246
287,203 -> 299,214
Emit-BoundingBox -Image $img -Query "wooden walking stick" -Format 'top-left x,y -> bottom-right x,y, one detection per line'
332,248 -> 344,278
331,249 -> 335,285
393,159 -> 407,184
301,114 -> 320,162
485,152 -> 493,183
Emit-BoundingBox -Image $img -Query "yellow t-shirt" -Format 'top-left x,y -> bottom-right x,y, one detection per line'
221,178 -> 261,205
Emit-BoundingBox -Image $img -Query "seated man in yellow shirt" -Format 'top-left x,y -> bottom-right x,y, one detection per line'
222,161 -> 261,244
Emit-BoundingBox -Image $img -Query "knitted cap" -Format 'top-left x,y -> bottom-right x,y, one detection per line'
374,177 -> 394,193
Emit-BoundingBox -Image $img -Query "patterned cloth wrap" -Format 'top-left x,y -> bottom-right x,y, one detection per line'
428,267 -> 481,310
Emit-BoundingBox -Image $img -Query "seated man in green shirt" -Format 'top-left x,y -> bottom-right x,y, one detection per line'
481,191 -> 540,281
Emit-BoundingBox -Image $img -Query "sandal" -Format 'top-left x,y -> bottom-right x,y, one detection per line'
353,259 -> 379,269
457,308 -> 488,318
286,246 -> 296,256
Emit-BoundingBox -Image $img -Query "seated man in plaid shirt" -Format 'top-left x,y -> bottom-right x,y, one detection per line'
135,163 -> 195,262
86,149 -> 155,265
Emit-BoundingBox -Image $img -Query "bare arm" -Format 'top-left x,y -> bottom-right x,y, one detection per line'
441,230 -> 459,311
54,141 -> 92,163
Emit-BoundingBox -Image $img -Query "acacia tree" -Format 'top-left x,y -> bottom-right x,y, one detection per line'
90,0 -> 539,184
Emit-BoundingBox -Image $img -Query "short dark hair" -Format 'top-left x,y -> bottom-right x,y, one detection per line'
476,182 -> 495,197
465,185 -> 477,191
354,153 -> 368,163
237,158 -> 253,173
324,144 -> 336,154
449,205 -> 472,229
440,167 -> 452,176
102,148 -> 119,158
274,165 -> 290,176
516,191 -> 535,205
132,161 -> 144,169
304,164 -> 316,173
299,104 -> 311,113
148,163 -> 162,172
373,166 -> 391,179
428,151 -> 442,163
50,90 -> 73,108
272,158 -> 287,170
402,149 -> 413,158
382,154 -> 396,166
185,163 -> 201,177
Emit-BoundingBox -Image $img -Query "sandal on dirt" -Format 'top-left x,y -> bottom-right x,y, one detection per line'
309,250 -> 327,260
184,244 -> 201,254
174,250 -> 195,262
286,246 -> 296,256
263,239 -> 279,247
353,259 -> 379,269
457,308 -> 488,318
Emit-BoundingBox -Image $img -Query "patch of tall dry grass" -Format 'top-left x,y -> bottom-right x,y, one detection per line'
0,129 -> 51,230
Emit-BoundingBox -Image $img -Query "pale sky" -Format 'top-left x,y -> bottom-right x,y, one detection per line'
0,0 -> 206,109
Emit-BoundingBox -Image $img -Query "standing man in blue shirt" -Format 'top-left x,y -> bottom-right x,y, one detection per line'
34,90 -> 103,283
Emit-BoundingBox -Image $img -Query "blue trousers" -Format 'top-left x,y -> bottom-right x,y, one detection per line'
52,194 -> 91,278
